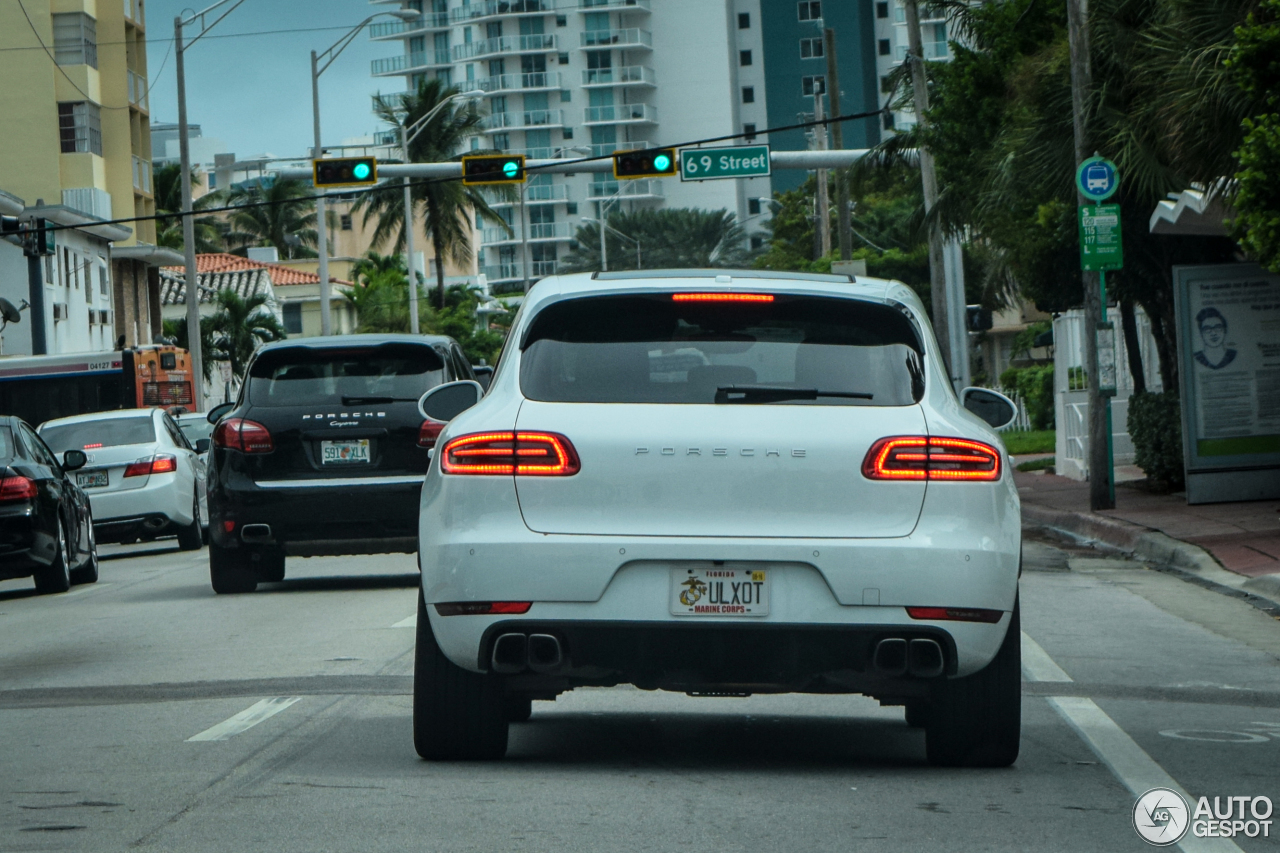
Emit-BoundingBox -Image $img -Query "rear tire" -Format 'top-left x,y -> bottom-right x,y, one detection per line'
176,494 -> 203,551
924,600 -> 1021,768
413,590 -> 508,760
209,541 -> 258,594
33,518 -> 72,595
503,695 -> 533,723
70,512 -> 99,585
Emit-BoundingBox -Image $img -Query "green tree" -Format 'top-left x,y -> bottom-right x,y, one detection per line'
1228,0 -> 1280,271
153,163 -> 226,253
206,290 -> 287,379
345,268 -> 430,334
350,250 -> 409,286
558,208 -> 750,273
224,177 -> 320,259
161,314 -> 219,381
356,78 -> 510,309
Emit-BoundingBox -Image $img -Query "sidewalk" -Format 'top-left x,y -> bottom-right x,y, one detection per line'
1013,462 -> 1280,604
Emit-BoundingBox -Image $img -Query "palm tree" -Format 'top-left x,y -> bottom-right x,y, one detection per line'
223,178 -> 320,259
153,163 -> 226,253
558,208 -> 750,273
350,249 -> 408,286
355,78 -> 512,309
161,315 -> 219,381
205,290 -> 287,378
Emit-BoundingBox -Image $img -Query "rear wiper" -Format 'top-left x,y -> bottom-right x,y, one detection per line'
714,385 -> 874,404
341,396 -> 419,405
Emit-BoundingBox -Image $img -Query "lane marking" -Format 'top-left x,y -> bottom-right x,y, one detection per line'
186,697 -> 302,742
1021,631 -> 1073,682
1049,697 -> 1244,852
391,614 -> 416,629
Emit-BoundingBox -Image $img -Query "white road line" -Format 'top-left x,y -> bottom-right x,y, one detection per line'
1049,697 -> 1244,853
1021,631 -> 1073,682
186,697 -> 302,742
391,614 -> 416,629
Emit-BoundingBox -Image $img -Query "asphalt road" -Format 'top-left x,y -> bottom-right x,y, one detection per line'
1,533 -> 1278,852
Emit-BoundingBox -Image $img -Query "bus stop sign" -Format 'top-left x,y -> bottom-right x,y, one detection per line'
1076,156 -> 1119,202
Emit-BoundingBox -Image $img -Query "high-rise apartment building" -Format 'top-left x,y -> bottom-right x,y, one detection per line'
871,0 -> 951,132
368,0 -> 881,290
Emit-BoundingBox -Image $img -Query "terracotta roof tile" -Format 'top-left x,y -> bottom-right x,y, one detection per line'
164,252 -> 351,285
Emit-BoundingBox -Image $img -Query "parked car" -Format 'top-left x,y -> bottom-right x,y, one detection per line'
204,334 -> 477,594
39,408 -> 206,550
412,270 -> 1023,766
0,415 -> 98,594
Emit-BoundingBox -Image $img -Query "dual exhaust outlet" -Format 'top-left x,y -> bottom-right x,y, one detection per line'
872,637 -> 945,678
491,633 -> 563,674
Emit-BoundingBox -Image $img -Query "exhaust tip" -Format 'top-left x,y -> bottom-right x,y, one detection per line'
241,523 -> 272,543
491,633 -> 528,674
872,637 -> 908,676
908,638 -> 945,678
527,634 -> 563,673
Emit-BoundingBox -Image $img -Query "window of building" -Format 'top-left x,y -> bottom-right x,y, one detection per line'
883,111 -> 896,130
801,76 -> 825,96
282,303 -> 303,335
340,214 -> 353,231
798,1 -> 822,21
492,132 -> 510,150
877,1 -> 889,17
53,13 -> 97,68
562,127 -> 574,139
881,75 -> 895,94
739,49 -> 752,66
518,16 -> 545,36
878,38 -> 891,56
743,123 -> 757,141
800,37 -> 824,59
556,14 -> 567,26
566,202 -> 578,215
485,22 -> 502,39
741,86 -> 755,104
559,88 -> 572,102
558,52 -> 570,65
748,198 -> 761,215
738,12 -> 750,28
57,102 -> 102,155
750,235 -> 765,250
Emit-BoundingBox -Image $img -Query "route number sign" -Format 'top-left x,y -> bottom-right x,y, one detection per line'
1079,204 -> 1124,271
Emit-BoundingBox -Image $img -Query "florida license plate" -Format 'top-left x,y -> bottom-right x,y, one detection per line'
670,567 -> 769,616
321,439 -> 370,464
76,469 -> 108,488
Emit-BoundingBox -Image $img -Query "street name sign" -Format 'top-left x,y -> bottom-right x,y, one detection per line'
1076,156 -> 1119,202
1079,204 -> 1123,271
680,145 -> 771,181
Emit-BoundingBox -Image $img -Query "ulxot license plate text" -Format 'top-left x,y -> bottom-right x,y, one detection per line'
670,567 -> 769,616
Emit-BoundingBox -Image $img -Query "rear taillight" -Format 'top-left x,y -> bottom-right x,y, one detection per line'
862,436 -> 1001,481
212,418 -> 274,453
0,476 -> 38,502
907,606 -> 1005,623
440,431 -> 580,476
124,454 -> 178,478
418,419 -> 445,449
434,602 -> 532,616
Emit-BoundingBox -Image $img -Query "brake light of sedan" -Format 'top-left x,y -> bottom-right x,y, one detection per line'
861,436 -> 1001,481
212,418 -> 275,454
440,431 -> 580,476
0,475 -> 39,502
124,454 -> 179,478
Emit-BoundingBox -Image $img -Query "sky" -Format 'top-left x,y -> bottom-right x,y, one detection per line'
144,1 -> 405,160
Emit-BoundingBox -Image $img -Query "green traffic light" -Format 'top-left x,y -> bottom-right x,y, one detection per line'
353,162 -> 371,180
503,161 -> 519,178
653,153 -> 671,171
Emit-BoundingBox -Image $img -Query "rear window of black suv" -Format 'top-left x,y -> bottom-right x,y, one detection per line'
247,344 -> 446,408
520,293 -> 925,406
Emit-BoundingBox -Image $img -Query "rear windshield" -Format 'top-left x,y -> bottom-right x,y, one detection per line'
247,344 -> 446,408
40,416 -> 156,451
520,294 -> 925,406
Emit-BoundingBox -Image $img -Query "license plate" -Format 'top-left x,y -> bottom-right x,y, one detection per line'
76,469 -> 108,488
670,567 -> 769,616
321,439 -> 370,464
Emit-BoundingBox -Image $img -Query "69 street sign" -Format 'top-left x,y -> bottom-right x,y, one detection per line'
680,144 -> 772,181
1076,155 -> 1119,202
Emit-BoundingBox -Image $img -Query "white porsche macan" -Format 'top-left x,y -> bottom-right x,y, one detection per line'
414,269 -> 1022,766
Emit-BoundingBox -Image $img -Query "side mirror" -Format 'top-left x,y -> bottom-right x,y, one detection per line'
419,380 -> 484,423
62,449 -> 87,471
472,365 -> 493,392
195,438 -> 211,454
207,402 -> 234,425
961,387 -> 1018,430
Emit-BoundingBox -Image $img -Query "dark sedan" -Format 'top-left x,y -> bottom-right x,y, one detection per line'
0,416 -> 98,594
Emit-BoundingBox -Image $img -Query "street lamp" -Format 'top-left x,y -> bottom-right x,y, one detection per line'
311,9 -> 420,337
400,88 -> 485,329
176,0 -> 248,410
581,216 -> 641,269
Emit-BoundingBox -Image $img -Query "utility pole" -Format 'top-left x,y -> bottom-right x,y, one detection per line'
520,182 -> 531,292
311,50 -> 332,336
175,15 -> 204,409
902,0 -> 951,376
1066,0 -> 1113,510
823,27 -> 852,260
26,253 -> 46,355
812,88 -> 831,259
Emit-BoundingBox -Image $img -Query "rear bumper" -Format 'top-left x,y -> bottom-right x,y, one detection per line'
0,513 -> 42,577
88,474 -> 191,539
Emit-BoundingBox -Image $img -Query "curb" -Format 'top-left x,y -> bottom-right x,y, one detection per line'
1023,504 -> 1280,617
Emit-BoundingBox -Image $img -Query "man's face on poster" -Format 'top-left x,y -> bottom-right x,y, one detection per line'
1199,316 -> 1226,348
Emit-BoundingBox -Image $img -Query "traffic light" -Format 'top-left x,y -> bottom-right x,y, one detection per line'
313,157 -> 378,188
461,154 -> 526,185
613,147 -> 678,180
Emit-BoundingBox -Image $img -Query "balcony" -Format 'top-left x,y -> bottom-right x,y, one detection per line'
123,0 -> 143,25
578,0 -> 651,11
453,33 -> 558,61
583,102 -> 657,125
587,178 -> 662,200
371,49 -> 453,77
475,71 -> 563,94
132,155 -> 151,194
127,69 -> 148,112
451,0 -> 560,23
482,221 -> 574,244
368,14 -> 450,39
581,65 -> 656,88
579,29 -> 652,49
483,109 -> 565,131
586,140 -> 649,157
488,183 -> 571,206
483,260 -> 558,284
